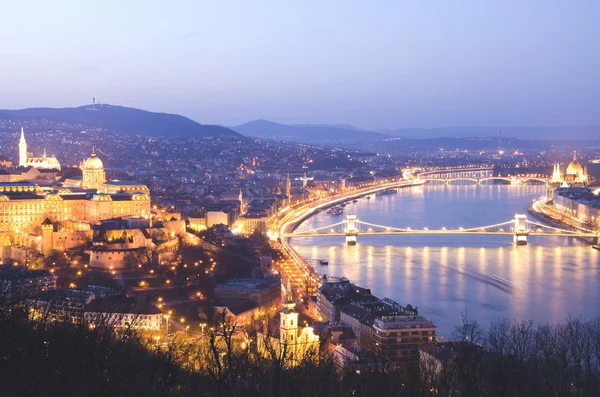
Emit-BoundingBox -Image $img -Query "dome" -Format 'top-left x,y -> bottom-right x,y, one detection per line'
566,152 -> 582,175
83,153 -> 104,171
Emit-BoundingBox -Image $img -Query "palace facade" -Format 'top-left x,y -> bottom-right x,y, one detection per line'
0,129 -> 151,256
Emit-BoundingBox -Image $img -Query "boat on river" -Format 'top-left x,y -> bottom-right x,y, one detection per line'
328,206 -> 343,215
376,189 -> 397,196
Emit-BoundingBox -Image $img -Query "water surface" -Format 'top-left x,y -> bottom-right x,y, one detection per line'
291,185 -> 600,336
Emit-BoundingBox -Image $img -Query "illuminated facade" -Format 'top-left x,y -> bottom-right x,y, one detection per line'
18,127 -> 62,170
81,151 -> 106,188
257,279 -> 319,367
551,152 -> 589,188
0,149 -> 151,257
0,182 -> 150,234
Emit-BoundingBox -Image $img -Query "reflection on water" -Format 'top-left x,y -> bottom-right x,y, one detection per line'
291,185 -> 600,336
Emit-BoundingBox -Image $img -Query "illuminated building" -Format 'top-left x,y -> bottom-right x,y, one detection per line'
214,276 -> 281,308
83,296 -> 163,331
18,127 -> 62,170
319,277 -> 437,363
257,279 -> 320,366
81,150 -> 106,188
0,149 -> 151,258
238,212 -> 268,234
551,152 -> 589,188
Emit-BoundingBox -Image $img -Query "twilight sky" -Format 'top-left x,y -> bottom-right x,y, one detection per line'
1,0 -> 599,129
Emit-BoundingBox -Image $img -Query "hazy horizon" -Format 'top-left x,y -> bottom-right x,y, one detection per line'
2,1 -> 599,130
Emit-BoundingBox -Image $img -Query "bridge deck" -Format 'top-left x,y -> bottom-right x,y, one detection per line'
286,231 -> 597,238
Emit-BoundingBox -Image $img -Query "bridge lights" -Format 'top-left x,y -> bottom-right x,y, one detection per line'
442,227 -> 446,231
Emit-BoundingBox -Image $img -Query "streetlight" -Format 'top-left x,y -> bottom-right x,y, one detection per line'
164,314 -> 170,335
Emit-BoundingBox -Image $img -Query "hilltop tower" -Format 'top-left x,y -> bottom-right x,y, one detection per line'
19,127 -> 27,167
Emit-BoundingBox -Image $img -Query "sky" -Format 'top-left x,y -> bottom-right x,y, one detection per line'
1,0 -> 599,129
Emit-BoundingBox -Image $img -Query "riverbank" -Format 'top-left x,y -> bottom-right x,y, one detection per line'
283,180 -> 426,236
528,200 -> 598,244
272,179 -> 427,290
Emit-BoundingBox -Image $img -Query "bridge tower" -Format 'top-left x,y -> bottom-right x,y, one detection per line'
513,214 -> 529,245
345,214 -> 358,245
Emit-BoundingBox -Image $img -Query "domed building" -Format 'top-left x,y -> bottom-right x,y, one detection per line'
81,150 -> 106,189
550,152 -> 589,188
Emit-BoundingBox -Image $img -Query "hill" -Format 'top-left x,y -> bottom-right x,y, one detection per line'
0,104 -> 243,138
383,126 -> 600,140
232,120 -> 388,143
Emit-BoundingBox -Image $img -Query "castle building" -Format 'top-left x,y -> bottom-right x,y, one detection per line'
17,128 -> 61,170
0,142 -> 151,257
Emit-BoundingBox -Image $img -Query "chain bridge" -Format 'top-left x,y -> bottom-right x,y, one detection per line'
284,214 -> 599,245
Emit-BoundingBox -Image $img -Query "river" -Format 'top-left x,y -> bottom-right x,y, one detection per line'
290,184 -> 600,337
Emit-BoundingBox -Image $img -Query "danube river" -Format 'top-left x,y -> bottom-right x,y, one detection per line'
290,184 -> 600,337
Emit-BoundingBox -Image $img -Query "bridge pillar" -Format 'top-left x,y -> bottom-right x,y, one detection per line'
345,214 -> 358,245
513,214 -> 528,245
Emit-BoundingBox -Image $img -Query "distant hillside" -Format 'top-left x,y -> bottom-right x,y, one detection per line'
383,126 -> 600,140
232,120 -> 388,143
0,105 -> 243,138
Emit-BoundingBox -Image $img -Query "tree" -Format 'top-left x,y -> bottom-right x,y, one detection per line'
248,230 -> 269,248
43,250 -> 69,268
124,251 -> 139,271
194,308 -> 249,393
453,309 -> 483,344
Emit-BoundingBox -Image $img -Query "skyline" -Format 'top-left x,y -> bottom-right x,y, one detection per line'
1,1 -> 599,130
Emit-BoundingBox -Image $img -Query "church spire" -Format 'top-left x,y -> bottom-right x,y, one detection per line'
18,127 -> 27,167
239,188 -> 244,213
283,277 -> 295,311
573,151 -> 577,162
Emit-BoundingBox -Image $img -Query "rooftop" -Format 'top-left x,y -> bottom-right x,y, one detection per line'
0,266 -> 55,281
214,276 -> 281,292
